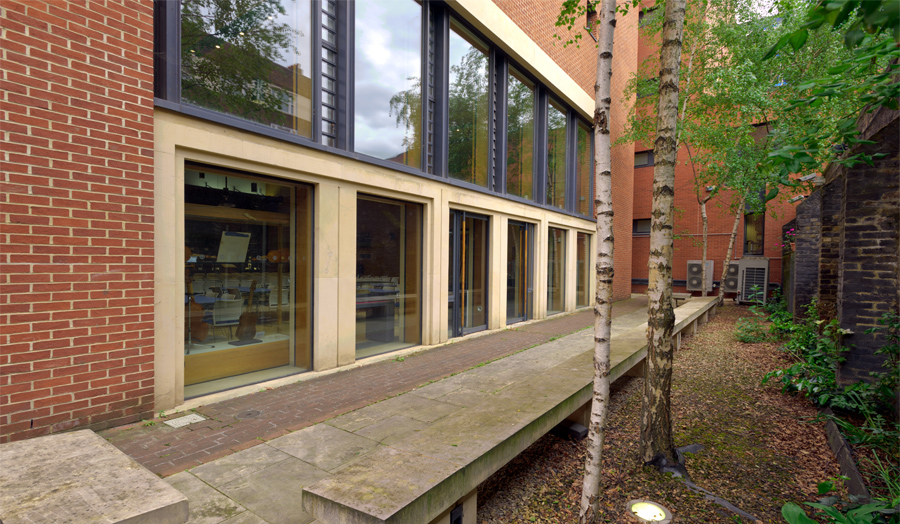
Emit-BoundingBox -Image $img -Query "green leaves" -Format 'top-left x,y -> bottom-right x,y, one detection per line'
782,503 -> 818,524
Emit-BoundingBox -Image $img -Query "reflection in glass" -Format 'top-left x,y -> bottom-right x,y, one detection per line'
507,221 -> 532,323
547,100 -> 567,209
356,196 -> 422,358
354,1 -> 422,168
183,165 -> 312,395
181,0 -> 313,137
576,121 -> 592,217
547,227 -> 566,315
448,20 -> 490,187
507,68 -> 534,199
576,232 -> 590,308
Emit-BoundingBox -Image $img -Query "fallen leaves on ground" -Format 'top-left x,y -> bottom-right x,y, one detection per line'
477,304 -> 844,523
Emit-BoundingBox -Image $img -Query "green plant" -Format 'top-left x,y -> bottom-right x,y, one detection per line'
781,480 -> 898,524
736,316 -> 768,343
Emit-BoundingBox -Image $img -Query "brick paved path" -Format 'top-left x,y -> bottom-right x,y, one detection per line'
101,299 -> 647,477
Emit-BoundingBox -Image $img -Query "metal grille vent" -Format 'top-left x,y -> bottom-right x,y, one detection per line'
742,267 -> 767,303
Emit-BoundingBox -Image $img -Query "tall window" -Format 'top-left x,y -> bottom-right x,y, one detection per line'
575,121 -> 592,217
576,232 -> 590,307
744,213 -> 765,255
547,227 -> 566,315
356,196 -> 422,358
180,0 -> 313,137
354,0 -> 422,168
547,99 -> 567,209
448,19 -> 490,187
183,164 -> 312,395
506,67 -> 534,199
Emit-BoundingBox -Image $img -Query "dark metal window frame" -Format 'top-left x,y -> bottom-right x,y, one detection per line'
634,150 -> 655,168
153,0 -> 594,222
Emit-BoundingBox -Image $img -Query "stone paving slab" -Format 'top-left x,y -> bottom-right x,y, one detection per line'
0,430 -> 189,524
102,298 -> 648,478
151,297 -> 717,524
301,297 -> 718,524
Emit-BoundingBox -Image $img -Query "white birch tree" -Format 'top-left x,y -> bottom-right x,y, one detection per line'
641,0 -> 687,466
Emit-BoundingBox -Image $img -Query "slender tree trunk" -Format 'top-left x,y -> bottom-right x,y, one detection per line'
718,196 -> 745,305
580,0 -> 616,520
700,196 -> 710,296
641,0 -> 687,467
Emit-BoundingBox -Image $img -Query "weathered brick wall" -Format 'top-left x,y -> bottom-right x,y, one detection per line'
836,114 -> 899,384
790,191 -> 822,316
493,0 -> 639,301
0,0 -> 156,442
817,178 -> 843,319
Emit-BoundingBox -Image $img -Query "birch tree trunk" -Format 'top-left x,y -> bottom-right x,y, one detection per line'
718,196 -> 745,305
580,0 -> 616,520
700,195 -> 710,296
641,0 -> 687,466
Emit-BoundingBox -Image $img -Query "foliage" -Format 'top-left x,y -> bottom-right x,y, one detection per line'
735,304 -> 768,343
781,479 -> 898,523
763,302 -> 900,459
181,0 -> 301,127
763,0 -> 900,178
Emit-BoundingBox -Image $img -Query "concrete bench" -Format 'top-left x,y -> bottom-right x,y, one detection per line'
673,292 -> 692,307
0,430 -> 189,524
302,297 -> 718,524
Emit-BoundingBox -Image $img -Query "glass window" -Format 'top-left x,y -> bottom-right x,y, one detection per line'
507,221 -> 532,323
575,121 -> 592,217
547,227 -> 566,315
547,99 -> 567,209
506,67 -> 534,199
448,211 -> 489,337
634,151 -> 654,167
448,19 -> 490,187
356,196 -> 422,358
576,232 -> 590,308
744,213 -> 764,255
633,218 -> 651,235
183,165 -> 312,396
354,1 -> 422,168
180,0 -> 313,137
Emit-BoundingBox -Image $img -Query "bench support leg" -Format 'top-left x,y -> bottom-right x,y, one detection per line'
428,488 -> 477,524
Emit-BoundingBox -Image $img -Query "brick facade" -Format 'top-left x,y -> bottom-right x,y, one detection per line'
630,146 -> 795,296
1,0 -> 156,442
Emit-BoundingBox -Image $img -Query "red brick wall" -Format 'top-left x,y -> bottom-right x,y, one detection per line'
494,0 -> 638,301
630,147 -> 796,294
0,0 -> 156,443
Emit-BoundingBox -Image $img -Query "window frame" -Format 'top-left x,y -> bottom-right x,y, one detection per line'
153,0 -> 595,221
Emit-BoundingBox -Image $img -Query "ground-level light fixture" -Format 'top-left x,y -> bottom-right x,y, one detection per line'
627,500 -> 672,523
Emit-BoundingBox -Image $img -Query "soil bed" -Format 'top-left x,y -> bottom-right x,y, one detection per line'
477,303 -> 845,523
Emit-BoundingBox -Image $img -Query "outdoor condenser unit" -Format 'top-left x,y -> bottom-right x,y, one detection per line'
686,260 -> 714,292
739,258 -> 769,304
722,261 -> 741,294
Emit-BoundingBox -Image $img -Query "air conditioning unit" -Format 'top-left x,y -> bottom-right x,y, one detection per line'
739,258 -> 769,304
686,260 -> 714,292
722,261 -> 741,294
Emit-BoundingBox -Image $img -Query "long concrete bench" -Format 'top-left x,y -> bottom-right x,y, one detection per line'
302,297 -> 718,524
0,430 -> 189,524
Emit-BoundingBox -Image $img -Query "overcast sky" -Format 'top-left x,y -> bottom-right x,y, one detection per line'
354,1 -> 422,160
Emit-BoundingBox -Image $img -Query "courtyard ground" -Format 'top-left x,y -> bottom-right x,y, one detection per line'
478,303 -> 845,523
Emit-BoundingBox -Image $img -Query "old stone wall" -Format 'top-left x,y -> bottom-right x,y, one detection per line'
817,178 -> 844,320
836,115 -> 900,384
790,191 -> 822,316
